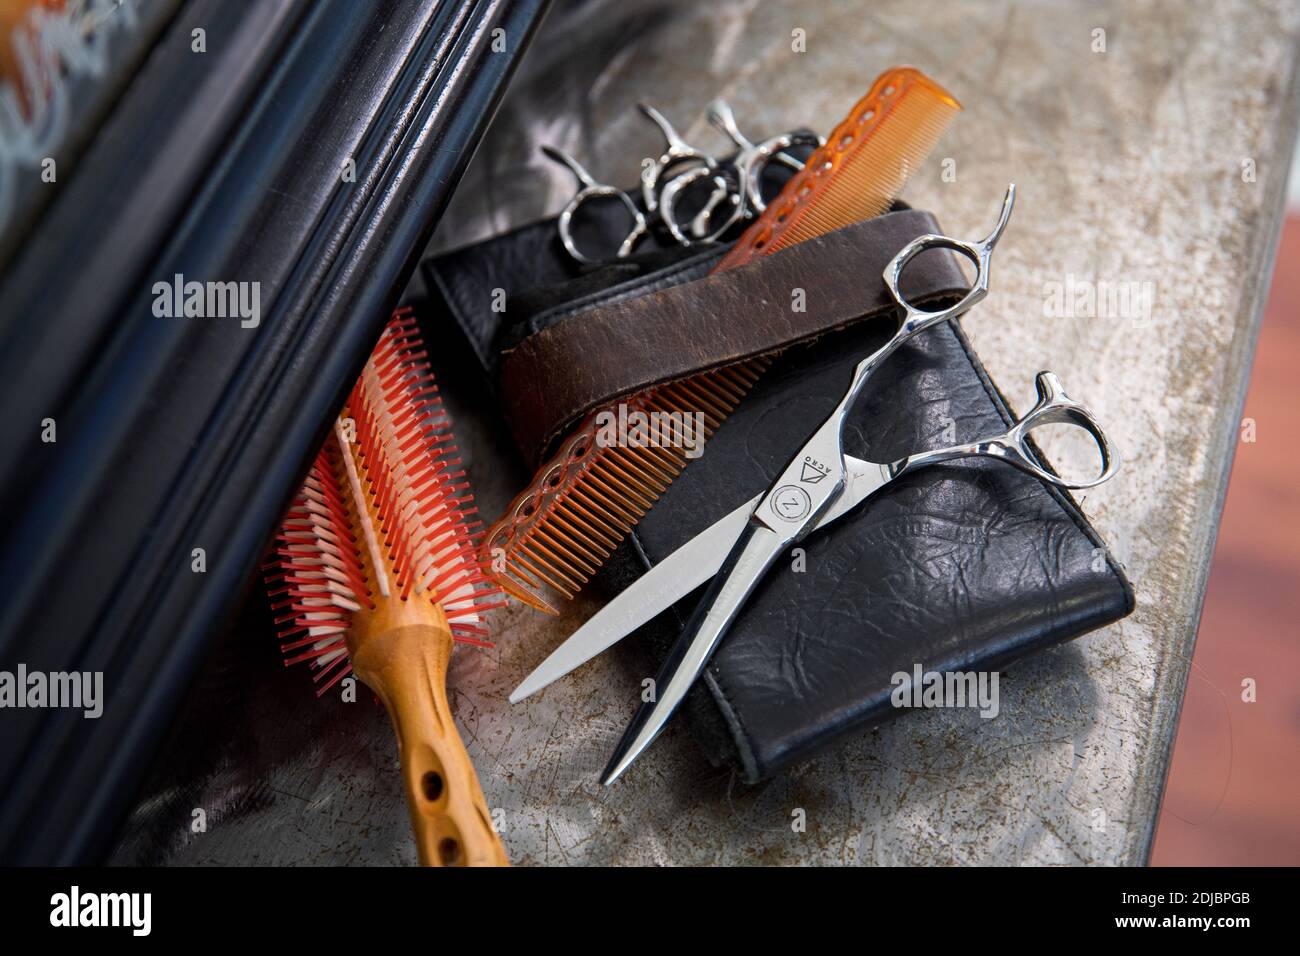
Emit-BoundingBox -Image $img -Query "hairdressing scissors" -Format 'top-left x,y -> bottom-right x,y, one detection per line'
706,99 -> 823,219
637,104 -> 720,214
656,100 -> 822,242
635,103 -> 735,247
544,145 -> 649,265
547,102 -> 823,262
509,185 -> 1122,784
635,103 -> 731,246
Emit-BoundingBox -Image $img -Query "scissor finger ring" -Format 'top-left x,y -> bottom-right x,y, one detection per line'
658,164 -> 737,246
637,103 -> 720,215
544,145 -> 649,265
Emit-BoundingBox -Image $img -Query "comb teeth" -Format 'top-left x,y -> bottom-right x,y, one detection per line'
263,443 -> 367,695
265,308 -> 504,694
483,68 -> 958,612
483,357 -> 772,613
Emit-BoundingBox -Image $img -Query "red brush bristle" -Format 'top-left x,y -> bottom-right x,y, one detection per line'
264,307 -> 503,697
348,308 -> 504,643
263,443 -> 367,696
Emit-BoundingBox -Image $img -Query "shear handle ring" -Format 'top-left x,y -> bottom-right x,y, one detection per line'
736,130 -> 825,215
895,371 -> 1120,491
545,145 -> 648,265
1000,370 -> 1120,489
658,165 -> 736,245
883,183 -> 1017,335
637,103 -> 719,214
706,100 -> 809,175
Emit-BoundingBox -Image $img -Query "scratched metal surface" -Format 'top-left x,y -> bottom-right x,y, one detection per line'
110,0 -> 1300,865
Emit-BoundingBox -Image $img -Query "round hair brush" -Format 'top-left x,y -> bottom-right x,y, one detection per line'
264,307 -> 508,866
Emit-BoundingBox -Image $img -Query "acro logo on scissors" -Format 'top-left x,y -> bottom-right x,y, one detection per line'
799,456 -> 830,484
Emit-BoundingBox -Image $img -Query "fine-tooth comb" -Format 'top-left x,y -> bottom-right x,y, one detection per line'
264,306 -> 508,866
482,67 -> 961,614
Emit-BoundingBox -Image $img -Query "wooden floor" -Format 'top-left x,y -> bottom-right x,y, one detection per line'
1150,215 -> 1300,866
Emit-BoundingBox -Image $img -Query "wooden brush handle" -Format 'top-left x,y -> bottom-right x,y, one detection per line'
350,618 -> 509,867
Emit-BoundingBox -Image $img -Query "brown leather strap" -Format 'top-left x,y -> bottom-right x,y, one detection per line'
500,209 -> 971,462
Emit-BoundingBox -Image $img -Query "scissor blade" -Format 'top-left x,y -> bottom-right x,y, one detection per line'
507,494 -> 759,703
508,456 -> 890,705
602,521 -> 788,784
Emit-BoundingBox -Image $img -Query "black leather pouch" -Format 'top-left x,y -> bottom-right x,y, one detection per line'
422,209 -> 1135,783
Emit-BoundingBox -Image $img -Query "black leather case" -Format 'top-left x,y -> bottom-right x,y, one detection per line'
422,212 -> 1134,783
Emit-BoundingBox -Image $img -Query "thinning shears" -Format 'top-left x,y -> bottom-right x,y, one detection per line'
654,100 -> 821,244
545,101 -> 821,263
510,185 -> 1121,783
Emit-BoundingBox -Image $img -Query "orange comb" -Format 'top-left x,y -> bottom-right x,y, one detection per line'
483,67 -> 961,613
265,307 -> 508,866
